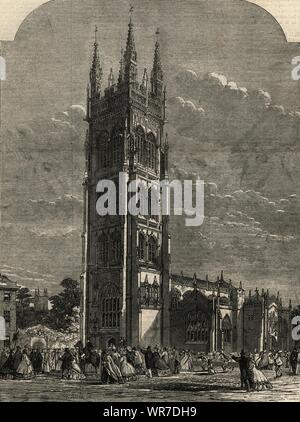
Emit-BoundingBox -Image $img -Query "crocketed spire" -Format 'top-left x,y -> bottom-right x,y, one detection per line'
123,17 -> 138,83
90,26 -> 102,96
151,29 -> 163,96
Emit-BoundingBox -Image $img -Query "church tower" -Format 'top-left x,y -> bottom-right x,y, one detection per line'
81,18 -> 170,348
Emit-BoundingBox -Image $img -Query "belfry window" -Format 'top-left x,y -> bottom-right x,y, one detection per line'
111,127 -> 123,166
147,132 -> 156,171
111,231 -> 122,264
138,232 -> 146,260
101,285 -> 121,329
135,126 -> 145,164
98,233 -> 109,265
148,236 -> 157,263
98,131 -> 110,168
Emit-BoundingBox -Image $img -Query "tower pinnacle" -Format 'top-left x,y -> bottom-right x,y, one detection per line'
90,25 -> 102,97
123,16 -> 137,83
151,28 -> 163,96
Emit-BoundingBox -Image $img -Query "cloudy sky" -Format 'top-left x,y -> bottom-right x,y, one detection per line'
0,0 -> 300,303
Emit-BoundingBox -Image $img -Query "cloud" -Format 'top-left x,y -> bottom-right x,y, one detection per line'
169,70 -> 300,198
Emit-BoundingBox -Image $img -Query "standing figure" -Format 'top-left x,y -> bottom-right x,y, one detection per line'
0,349 -> 14,379
132,347 -> 144,375
119,352 -> 136,381
141,346 -> 154,378
61,348 -> 74,379
180,350 -> 193,372
274,351 -> 283,378
232,350 -> 253,391
249,354 -> 272,390
16,349 -> 34,379
174,348 -> 180,374
12,346 -> 23,376
290,348 -> 298,375
207,358 -> 215,375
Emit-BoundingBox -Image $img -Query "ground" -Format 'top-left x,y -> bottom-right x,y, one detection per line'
0,368 -> 299,402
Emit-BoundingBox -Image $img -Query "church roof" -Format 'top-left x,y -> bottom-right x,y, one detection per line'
0,274 -> 18,290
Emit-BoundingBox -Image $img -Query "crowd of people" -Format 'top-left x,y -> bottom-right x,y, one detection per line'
0,342 -> 299,392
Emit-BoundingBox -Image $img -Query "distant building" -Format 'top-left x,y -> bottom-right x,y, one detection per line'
170,271 -> 292,353
243,289 -> 292,352
34,288 -> 49,312
0,274 -> 18,348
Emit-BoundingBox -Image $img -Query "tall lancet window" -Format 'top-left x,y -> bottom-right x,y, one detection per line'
111,127 -> 123,166
111,231 -> 122,264
135,126 -> 145,165
147,132 -> 156,171
101,285 -> 121,329
98,131 -> 109,168
148,235 -> 157,263
98,233 -> 109,265
138,232 -> 146,260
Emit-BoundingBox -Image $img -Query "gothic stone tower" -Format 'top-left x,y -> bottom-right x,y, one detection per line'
80,19 -> 170,348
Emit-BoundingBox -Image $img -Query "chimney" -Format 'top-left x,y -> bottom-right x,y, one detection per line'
220,270 -> 224,282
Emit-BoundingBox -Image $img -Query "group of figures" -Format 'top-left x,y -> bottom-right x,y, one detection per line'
0,346 -> 85,380
0,341 -> 298,392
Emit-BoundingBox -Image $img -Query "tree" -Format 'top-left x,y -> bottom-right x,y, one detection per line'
16,287 -> 32,309
16,287 -> 34,329
48,278 -> 80,331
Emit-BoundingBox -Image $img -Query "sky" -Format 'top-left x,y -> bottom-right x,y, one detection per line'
0,0 -> 300,304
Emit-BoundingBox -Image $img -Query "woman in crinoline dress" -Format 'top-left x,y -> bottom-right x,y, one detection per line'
16,349 -> 34,379
180,350 -> 194,372
101,351 -> 123,384
69,349 -> 85,380
119,353 -> 136,381
249,354 -> 272,391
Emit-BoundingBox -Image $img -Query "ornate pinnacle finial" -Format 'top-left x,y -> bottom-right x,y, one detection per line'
164,133 -> 169,150
90,25 -> 102,95
151,28 -> 163,96
142,68 -> 148,87
108,68 -> 115,87
118,48 -> 124,84
94,25 -> 98,45
123,7 -> 137,83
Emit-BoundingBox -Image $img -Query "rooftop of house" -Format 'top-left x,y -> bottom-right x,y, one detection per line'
0,273 -> 18,291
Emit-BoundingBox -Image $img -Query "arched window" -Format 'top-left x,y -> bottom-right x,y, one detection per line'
111,127 -> 123,166
101,285 -> 121,329
0,316 -> 6,341
170,288 -> 181,310
138,232 -> 146,260
111,231 -> 122,264
98,131 -> 110,168
186,312 -> 209,344
148,236 -> 157,263
222,315 -> 232,344
135,126 -> 145,164
148,185 -> 159,220
146,132 -> 156,170
98,233 -> 109,265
